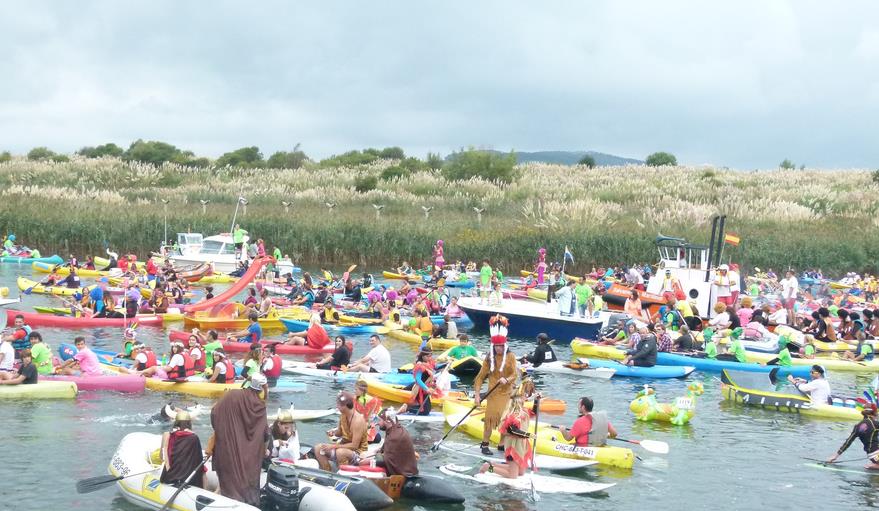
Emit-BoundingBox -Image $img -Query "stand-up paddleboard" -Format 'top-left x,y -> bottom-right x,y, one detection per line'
439,464 -> 614,494
438,442 -> 597,471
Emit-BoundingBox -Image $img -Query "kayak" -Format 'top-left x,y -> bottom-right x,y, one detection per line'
183,308 -> 310,330
804,462 -> 879,475
440,464 -> 614,494
381,271 -> 418,282
268,407 -> 338,421
398,346 -> 484,376
168,329 -> 339,355
17,276 -> 83,296
442,400 -> 633,469
363,379 -> 567,413
33,305 -> 184,323
743,350 -> 879,373
281,361 -> 460,386
0,381 -> 77,399
438,441 -> 598,471
280,318 -> 386,335
110,432 -> 353,511
570,340 -> 626,360
0,254 -> 63,264
32,260 -> 117,278
526,360 -> 616,379
384,326 -> 459,351
656,352 -> 812,378
576,357 -> 695,379
43,373 -> 145,393
5,309 -> 164,328
102,364 -> 305,398
720,369 -> 862,420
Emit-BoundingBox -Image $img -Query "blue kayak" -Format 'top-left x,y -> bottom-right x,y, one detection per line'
579,357 -> 695,379
279,318 -> 385,335
0,254 -> 63,264
656,352 -> 812,378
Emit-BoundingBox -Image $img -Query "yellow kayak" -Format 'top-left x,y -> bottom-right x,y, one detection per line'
744,350 -> 879,373
399,346 -> 484,375
0,381 -> 77,399
32,261 -> 111,278
195,273 -> 238,284
17,276 -> 84,296
527,288 -> 547,300
183,305 -> 311,330
570,340 -> 626,360
103,364 -> 243,398
442,400 -> 634,469
382,271 -> 418,282
364,379 -> 567,413
383,325 -> 459,350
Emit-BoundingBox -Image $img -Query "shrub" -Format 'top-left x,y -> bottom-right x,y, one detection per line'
354,174 -> 378,192
645,152 -> 677,166
442,148 -> 518,184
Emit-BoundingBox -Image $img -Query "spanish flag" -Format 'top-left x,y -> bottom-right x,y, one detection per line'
724,233 -> 740,246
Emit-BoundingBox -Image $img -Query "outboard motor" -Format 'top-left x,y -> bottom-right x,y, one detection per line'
262,464 -> 307,510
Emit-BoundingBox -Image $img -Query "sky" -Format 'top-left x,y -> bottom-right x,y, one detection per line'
1,1 -> 878,169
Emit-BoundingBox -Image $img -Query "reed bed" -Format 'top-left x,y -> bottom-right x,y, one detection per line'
1,157 -> 877,275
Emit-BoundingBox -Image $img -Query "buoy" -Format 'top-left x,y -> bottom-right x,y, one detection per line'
0,287 -> 8,297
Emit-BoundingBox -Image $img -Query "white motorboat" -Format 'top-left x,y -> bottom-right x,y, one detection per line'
166,233 -> 297,275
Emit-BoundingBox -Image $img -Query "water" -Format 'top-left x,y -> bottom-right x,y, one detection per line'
0,263 -> 876,510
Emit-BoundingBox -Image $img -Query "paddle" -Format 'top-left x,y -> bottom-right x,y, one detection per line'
608,437 -> 669,455
157,454 -> 211,511
431,381 -> 501,452
529,397 -> 541,502
770,367 -> 811,399
76,468 -> 160,494
806,449 -> 879,465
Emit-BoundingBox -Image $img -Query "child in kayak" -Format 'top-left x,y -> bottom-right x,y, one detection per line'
479,390 -> 532,479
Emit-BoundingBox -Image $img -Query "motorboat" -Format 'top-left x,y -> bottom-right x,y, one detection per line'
165,232 -> 296,275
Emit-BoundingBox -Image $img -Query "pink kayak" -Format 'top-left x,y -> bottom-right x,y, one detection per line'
167,330 -> 342,355
43,373 -> 145,393
5,309 -> 163,328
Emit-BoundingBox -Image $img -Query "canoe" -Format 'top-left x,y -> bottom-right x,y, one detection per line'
527,360 -> 616,379
183,304 -> 311,330
442,399 -> 633,469
363,379 -> 566,413
0,254 -> 63,264
720,369 -> 862,420
0,381 -> 77,399
110,432 -> 353,511
5,309 -> 164,328
280,318 -> 386,335
280,361 -> 459,386
744,350 -> 879,373
440,464 -> 614,494
168,330 -> 339,355
42,373 -> 145,393
576,357 -> 695,379
384,326 -> 459,351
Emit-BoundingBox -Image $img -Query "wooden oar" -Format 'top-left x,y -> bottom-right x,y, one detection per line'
529,397 -> 541,502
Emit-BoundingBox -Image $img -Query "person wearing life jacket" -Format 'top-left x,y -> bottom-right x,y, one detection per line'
844,329 -> 874,362
167,341 -> 195,381
815,307 -> 838,343
160,409 -> 204,488
61,267 -> 81,289
398,350 -> 438,416
284,314 -> 330,349
130,343 -> 158,371
321,300 -> 341,324
557,396 -> 618,447
415,309 -> 434,341
209,349 -> 235,384
2,314 -> 32,358
146,257 -> 158,281
353,379 -> 383,443
261,344 -> 282,384
189,334 -> 206,373
241,343 -> 263,380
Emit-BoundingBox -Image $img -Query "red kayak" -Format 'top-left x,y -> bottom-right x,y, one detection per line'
167,330 -> 342,355
5,309 -> 163,328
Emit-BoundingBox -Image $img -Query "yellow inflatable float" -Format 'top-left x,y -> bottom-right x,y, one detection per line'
629,382 -> 704,425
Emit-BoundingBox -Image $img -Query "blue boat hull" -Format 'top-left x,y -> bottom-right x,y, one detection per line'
461,305 -> 601,342
657,352 -> 810,378
581,357 -> 694,379
0,254 -> 63,264
280,318 -> 385,335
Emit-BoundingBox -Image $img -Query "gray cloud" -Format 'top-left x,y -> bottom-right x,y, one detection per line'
1,1 -> 878,168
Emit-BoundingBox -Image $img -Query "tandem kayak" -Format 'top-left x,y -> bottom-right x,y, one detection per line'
0,254 -> 63,265
42,373 -> 145,393
0,381 -> 77,399
167,330 -> 341,355
280,318 -> 387,335
5,309 -> 164,328
576,357 -> 695,379
101,364 -> 306,398
442,399 -> 634,469
720,369 -> 862,421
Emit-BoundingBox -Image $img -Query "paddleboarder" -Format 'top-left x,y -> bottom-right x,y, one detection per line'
827,403 -> 879,469
473,315 -> 518,455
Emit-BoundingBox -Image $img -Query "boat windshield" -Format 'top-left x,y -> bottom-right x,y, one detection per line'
201,240 -> 234,255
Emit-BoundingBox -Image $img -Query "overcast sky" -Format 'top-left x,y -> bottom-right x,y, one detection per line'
2,1 -> 877,168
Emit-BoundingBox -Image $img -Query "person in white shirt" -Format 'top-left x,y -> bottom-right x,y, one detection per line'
713,264 -> 733,306
768,306 -> 788,326
780,270 -> 799,327
0,339 -> 14,372
788,365 -> 831,405
348,335 -> 392,373
627,267 -> 645,291
728,264 -> 741,305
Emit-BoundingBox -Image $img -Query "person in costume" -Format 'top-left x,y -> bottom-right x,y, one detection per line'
827,402 -> 879,469
375,408 -> 419,476
478,390 -> 532,479
536,248 -> 547,285
473,314 -> 518,455
433,240 -> 445,270
160,409 -> 204,488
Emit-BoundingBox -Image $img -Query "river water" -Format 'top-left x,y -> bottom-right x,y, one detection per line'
0,263 -> 876,510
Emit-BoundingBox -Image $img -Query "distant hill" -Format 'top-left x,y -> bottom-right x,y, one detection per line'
458,150 -> 643,166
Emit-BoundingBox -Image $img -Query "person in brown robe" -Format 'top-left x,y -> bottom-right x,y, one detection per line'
208,372 -> 268,506
473,315 -> 518,455
160,410 -> 204,488
376,408 -> 418,476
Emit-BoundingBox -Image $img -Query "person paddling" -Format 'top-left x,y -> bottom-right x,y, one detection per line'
473,315 -> 518,455
827,403 -> 879,469
160,409 -> 204,488
788,364 -> 832,405
558,396 -> 618,447
520,333 -> 558,368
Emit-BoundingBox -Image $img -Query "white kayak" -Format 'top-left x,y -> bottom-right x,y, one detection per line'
269,405 -> 339,422
527,361 -> 616,379
439,464 -> 615,494
439,442 -> 596,471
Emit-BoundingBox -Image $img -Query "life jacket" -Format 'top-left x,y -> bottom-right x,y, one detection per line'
190,346 -> 206,372
138,351 -> 158,371
12,326 -> 32,351
588,411 -> 609,447
172,352 -> 196,379
263,354 -> 282,379
216,359 -> 235,384
322,307 -> 339,323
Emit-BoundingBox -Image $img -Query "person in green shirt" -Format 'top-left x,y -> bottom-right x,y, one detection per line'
575,279 -> 594,318
232,224 -> 248,257
702,328 -> 717,359
192,329 -> 223,369
767,334 -> 793,366
723,327 -> 747,363
802,335 -> 817,359
29,332 -> 54,375
272,246 -> 282,261
591,287 -> 605,313
479,259 -> 493,304
439,335 -> 479,362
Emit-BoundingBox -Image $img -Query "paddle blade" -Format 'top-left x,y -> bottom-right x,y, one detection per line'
76,474 -> 121,494
445,412 -> 468,427
638,439 -> 669,454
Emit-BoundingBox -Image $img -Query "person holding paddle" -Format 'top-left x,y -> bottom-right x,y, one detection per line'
557,396 -> 618,447
478,390 -> 532,479
827,402 -> 879,469
473,315 -> 518,455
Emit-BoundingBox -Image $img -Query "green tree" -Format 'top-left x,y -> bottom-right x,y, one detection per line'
442,148 -> 518,184
78,143 -> 124,158
215,146 -> 264,167
380,157 -> 426,181
645,151 -> 677,166
27,147 -> 57,161
379,146 -> 405,159
0,151 -> 11,163
578,154 -> 596,168
124,140 -> 184,165
51,154 -> 69,163
779,159 -> 795,170
267,145 -> 309,169
354,174 -> 378,192
426,152 -> 443,171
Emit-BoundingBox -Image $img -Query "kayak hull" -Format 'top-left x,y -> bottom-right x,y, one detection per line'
6,309 -> 163,328
0,254 -> 63,264
578,357 -> 695,379
363,379 -> 566,413
0,381 -> 77,399
43,374 -> 145,393
168,330 -> 337,355
384,327 -> 459,351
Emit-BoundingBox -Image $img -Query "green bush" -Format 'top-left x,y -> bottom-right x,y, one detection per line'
27,147 -> 57,161
578,155 -> 596,168
215,146 -> 263,168
354,174 -> 378,192
0,151 -> 11,163
267,148 -> 309,169
645,152 -> 677,166
78,143 -> 124,158
442,148 -> 518,184
124,140 -> 186,165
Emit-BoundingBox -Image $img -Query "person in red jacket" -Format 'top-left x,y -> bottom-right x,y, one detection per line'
261,344 -> 282,383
